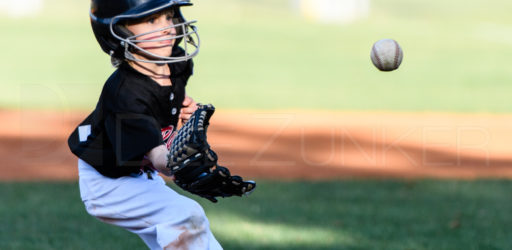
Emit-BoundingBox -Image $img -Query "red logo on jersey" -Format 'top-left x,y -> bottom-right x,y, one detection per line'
161,125 -> 176,150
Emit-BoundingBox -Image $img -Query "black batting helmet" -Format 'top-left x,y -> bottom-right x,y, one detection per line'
90,0 -> 200,64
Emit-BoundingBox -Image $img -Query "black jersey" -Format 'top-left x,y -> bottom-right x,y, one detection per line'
68,55 -> 193,178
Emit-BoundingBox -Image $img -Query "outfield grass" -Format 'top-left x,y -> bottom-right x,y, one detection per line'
1,0 -> 511,111
1,180 -> 511,249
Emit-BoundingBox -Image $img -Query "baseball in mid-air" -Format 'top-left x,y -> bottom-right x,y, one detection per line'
370,39 -> 403,71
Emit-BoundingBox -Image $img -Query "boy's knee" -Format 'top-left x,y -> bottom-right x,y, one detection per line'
184,200 -> 208,227
177,199 -> 210,233
162,200 -> 211,249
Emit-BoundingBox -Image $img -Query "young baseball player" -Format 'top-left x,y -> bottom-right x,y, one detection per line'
68,0 -> 223,249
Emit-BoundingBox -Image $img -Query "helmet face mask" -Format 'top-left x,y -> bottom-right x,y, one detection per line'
90,0 -> 199,65
117,19 -> 199,64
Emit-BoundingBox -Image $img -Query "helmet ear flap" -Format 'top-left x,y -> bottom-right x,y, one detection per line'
171,6 -> 187,46
113,24 -> 134,40
112,24 -> 137,54
173,17 -> 184,46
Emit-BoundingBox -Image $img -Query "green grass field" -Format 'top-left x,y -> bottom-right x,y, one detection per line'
1,0 -> 511,111
1,180 -> 511,250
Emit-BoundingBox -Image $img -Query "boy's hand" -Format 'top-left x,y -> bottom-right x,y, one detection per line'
179,95 -> 198,124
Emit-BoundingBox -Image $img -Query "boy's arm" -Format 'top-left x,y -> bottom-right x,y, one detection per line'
148,94 -> 197,176
158,104 -> 256,202
149,95 -> 198,176
147,144 -> 173,176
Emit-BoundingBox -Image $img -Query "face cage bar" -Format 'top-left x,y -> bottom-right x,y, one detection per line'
108,3 -> 200,64
122,21 -> 200,64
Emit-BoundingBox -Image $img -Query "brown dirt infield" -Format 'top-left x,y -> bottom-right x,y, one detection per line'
1,109 -> 512,181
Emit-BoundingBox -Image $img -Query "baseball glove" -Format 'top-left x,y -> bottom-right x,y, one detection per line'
167,104 -> 256,203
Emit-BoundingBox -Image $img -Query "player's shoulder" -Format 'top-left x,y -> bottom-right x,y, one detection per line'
100,64 -> 154,113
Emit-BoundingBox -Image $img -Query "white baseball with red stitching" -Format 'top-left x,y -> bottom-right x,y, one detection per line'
370,39 -> 403,71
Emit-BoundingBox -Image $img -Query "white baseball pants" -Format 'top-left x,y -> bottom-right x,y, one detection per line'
78,159 -> 223,250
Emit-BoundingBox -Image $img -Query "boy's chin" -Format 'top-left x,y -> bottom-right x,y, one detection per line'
136,49 -> 172,62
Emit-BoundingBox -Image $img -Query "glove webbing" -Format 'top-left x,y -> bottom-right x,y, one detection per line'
168,108 -> 211,167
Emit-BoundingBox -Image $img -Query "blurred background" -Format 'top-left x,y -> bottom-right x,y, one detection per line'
1,0 -> 512,111
1,0 -> 512,249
